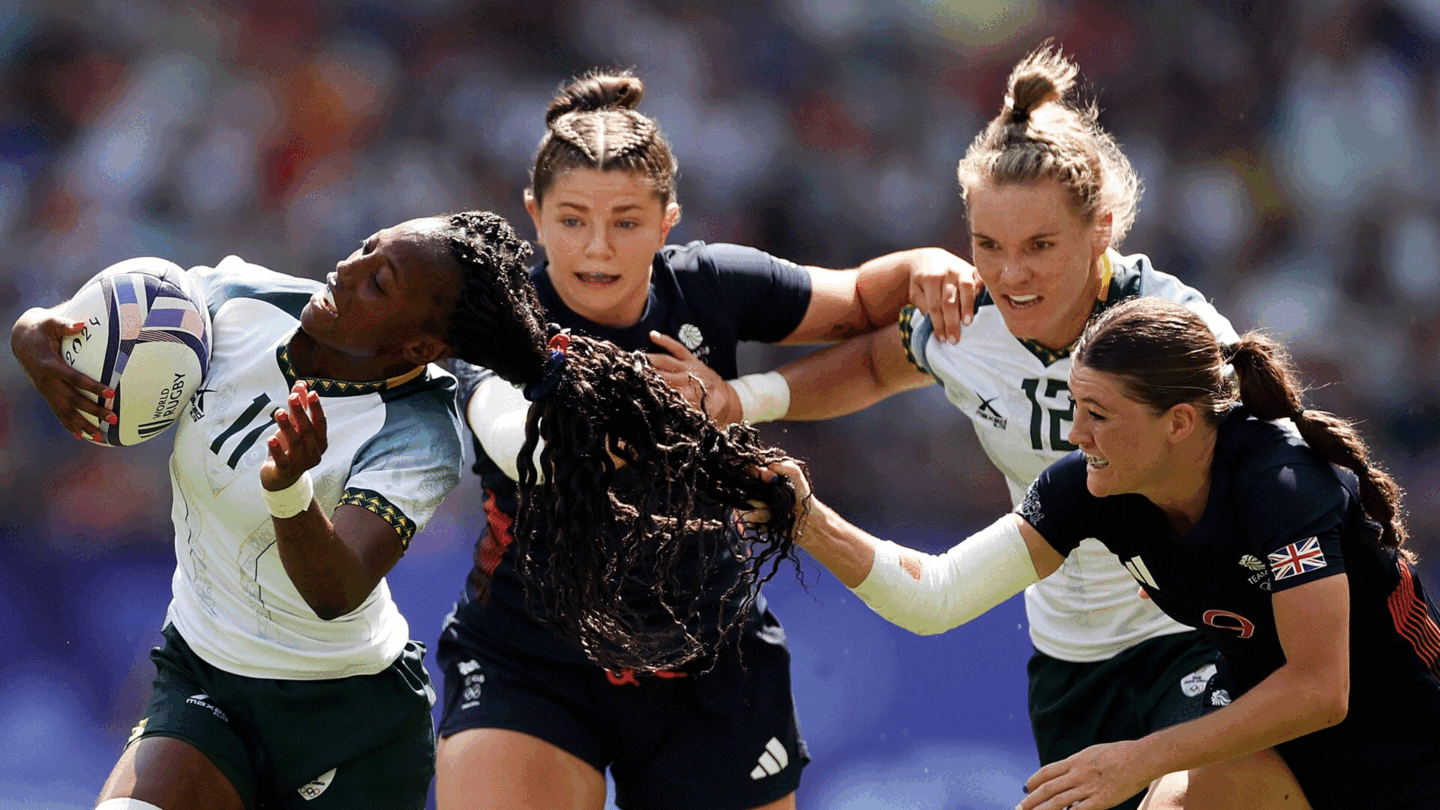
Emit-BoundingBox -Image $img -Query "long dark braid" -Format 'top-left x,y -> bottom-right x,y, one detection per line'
440,211 -> 803,672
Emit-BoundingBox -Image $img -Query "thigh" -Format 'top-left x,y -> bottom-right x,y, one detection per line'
1183,749 -> 1312,810
436,728 -> 606,810
98,736 -> 245,810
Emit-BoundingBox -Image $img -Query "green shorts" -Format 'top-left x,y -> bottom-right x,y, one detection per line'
1028,631 -> 1217,810
129,624 -> 436,809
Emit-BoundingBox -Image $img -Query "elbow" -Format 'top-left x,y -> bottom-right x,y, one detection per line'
1301,679 -> 1349,731
1319,686 -> 1349,729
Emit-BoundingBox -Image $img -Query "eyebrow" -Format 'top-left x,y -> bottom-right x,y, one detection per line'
972,230 -> 1062,242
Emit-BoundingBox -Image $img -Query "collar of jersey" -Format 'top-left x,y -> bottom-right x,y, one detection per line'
1015,251 -> 1118,367
275,335 -> 427,397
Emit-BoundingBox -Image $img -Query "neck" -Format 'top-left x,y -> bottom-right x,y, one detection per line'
1146,431 -> 1217,536
1036,253 -> 1109,351
288,330 -> 421,382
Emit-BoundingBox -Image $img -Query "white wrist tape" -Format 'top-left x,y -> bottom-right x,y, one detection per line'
731,371 -> 790,423
850,515 -> 1038,635
263,470 -> 314,519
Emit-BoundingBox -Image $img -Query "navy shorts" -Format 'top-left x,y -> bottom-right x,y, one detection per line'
437,607 -> 809,810
131,624 -> 436,810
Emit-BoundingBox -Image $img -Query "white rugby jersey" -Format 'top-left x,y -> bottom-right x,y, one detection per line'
902,249 -> 1239,662
165,255 -> 463,679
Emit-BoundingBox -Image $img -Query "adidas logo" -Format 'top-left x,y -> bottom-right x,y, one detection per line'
749,737 -> 789,780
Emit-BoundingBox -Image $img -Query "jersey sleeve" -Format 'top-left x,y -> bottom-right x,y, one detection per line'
1015,452 -> 1098,558
897,305 -> 936,374
187,255 -> 318,320
1139,264 -> 1240,345
681,242 -> 813,343
444,359 -> 497,412
1239,460 -> 1350,593
341,385 -> 464,552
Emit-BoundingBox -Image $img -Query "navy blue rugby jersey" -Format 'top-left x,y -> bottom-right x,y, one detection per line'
451,241 -> 812,664
1020,408 -> 1440,805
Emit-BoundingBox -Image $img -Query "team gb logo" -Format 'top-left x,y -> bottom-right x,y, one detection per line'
679,323 -> 704,351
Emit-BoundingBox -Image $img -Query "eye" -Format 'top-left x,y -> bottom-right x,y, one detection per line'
975,239 -> 999,251
561,217 -> 583,227
1086,409 -> 1106,422
371,272 -> 384,294
361,238 -> 376,254
1032,240 -> 1054,251
616,220 -> 639,230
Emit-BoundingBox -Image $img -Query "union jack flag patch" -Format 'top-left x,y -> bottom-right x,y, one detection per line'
1267,537 -> 1327,581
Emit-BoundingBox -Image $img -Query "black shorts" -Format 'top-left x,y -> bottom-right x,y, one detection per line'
131,624 -> 436,810
1028,631 -> 1217,810
437,607 -> 809,810
1202,659 -> 1440,810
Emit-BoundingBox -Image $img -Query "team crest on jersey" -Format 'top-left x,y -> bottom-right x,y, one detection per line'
1180,662 -> 1217,697
1238,554 -> 1272,590
679,323 -> 705,351
973,393 -> 1008,430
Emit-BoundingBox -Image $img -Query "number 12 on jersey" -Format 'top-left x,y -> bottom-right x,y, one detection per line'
1021,378 -> 1077,452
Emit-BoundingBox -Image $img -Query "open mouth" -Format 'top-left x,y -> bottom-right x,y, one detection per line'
1084,452 -> 1109,469
1004,293 -> 1040,309
312,276 -> 339,317
576,272 -> 620,285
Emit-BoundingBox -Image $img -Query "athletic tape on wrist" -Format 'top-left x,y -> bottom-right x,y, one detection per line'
731,371 -> 790,424
263,470 -> 314,519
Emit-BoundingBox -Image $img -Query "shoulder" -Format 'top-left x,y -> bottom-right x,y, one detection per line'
1106,250 -> 1238,342
659,241 -> 804,278
1016,452 -> 1098,555
1222,412 -> 1347,517
192,255 -> 319,320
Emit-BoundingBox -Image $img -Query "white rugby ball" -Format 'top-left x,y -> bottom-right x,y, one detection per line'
60,257 -> 211,446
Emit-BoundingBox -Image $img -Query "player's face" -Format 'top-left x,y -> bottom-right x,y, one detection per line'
1067,364 -> 1175,499
527,168 -> 679,329
967,178 -> 1110,350
301,217 -> 458,371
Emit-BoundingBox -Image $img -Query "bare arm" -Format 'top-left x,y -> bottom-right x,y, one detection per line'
782,248 -> 979,345
263,381 -> 406,620
1021,575 -> 1350,810
780,322 -> 935,421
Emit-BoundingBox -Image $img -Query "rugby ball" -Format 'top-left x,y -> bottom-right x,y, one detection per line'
60,257 -> 211,446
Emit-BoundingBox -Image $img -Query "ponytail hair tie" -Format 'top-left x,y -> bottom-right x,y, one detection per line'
1010,108 -> 1028,125
523,331 -> 572,402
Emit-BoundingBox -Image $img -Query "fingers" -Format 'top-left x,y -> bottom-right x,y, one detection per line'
648,330 -> 694,360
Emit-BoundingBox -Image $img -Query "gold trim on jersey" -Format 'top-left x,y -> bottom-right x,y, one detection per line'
339,487 -> 417,550
276,335 -> 428,397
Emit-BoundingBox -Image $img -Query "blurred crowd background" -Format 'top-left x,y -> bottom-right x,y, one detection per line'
4,0 -> 1440,807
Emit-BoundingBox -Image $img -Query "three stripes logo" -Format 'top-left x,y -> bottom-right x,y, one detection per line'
749,737 -> 789,781
1124,556 -> 1160,590
137,420 -> 172,439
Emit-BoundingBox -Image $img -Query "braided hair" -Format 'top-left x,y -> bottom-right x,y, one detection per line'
440,211 -> 803,672
957,42 -> 1141,246
530,70 -> 678,207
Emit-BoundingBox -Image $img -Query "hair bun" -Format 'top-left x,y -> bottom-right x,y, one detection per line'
545,70 -> 645,125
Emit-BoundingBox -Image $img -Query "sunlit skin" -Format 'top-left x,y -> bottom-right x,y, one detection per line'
294,217 -> 458,381
1067,364 -> 1216,534
525,168 -> 680,329
967,178 -> 1111,351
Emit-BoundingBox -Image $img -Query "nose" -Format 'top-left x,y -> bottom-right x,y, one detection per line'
584,224 -> 613,259
1067,411 -> 1090,448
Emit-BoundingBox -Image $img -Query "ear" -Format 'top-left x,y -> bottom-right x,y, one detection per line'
660,202 -> 681,239
1092,211 -> 1113,260
1167,402 -> 1198,444
403,335 -> 453,367
523,189 -> 542,233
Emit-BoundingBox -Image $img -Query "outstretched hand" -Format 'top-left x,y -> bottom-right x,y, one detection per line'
261,380 -> 328,492
11,306 -> 114,442
741,457 -> 813,528
646,330 -> 741,424
906,247 -> 981,345
1019,740 -> 1151,810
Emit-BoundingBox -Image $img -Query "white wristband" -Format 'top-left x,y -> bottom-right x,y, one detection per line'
730,371 -> 790,424
262,471 -> 314,519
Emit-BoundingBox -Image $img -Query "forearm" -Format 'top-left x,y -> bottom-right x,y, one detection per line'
779,336 -> 892,421
852,248 -> 942,327
272,504 -> 378,620
801,505 -> 1038,635
468,376 -> 542,481
1126,665 -> 1347,778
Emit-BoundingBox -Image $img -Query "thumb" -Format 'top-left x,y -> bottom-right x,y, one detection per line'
648,330 -> 693,359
